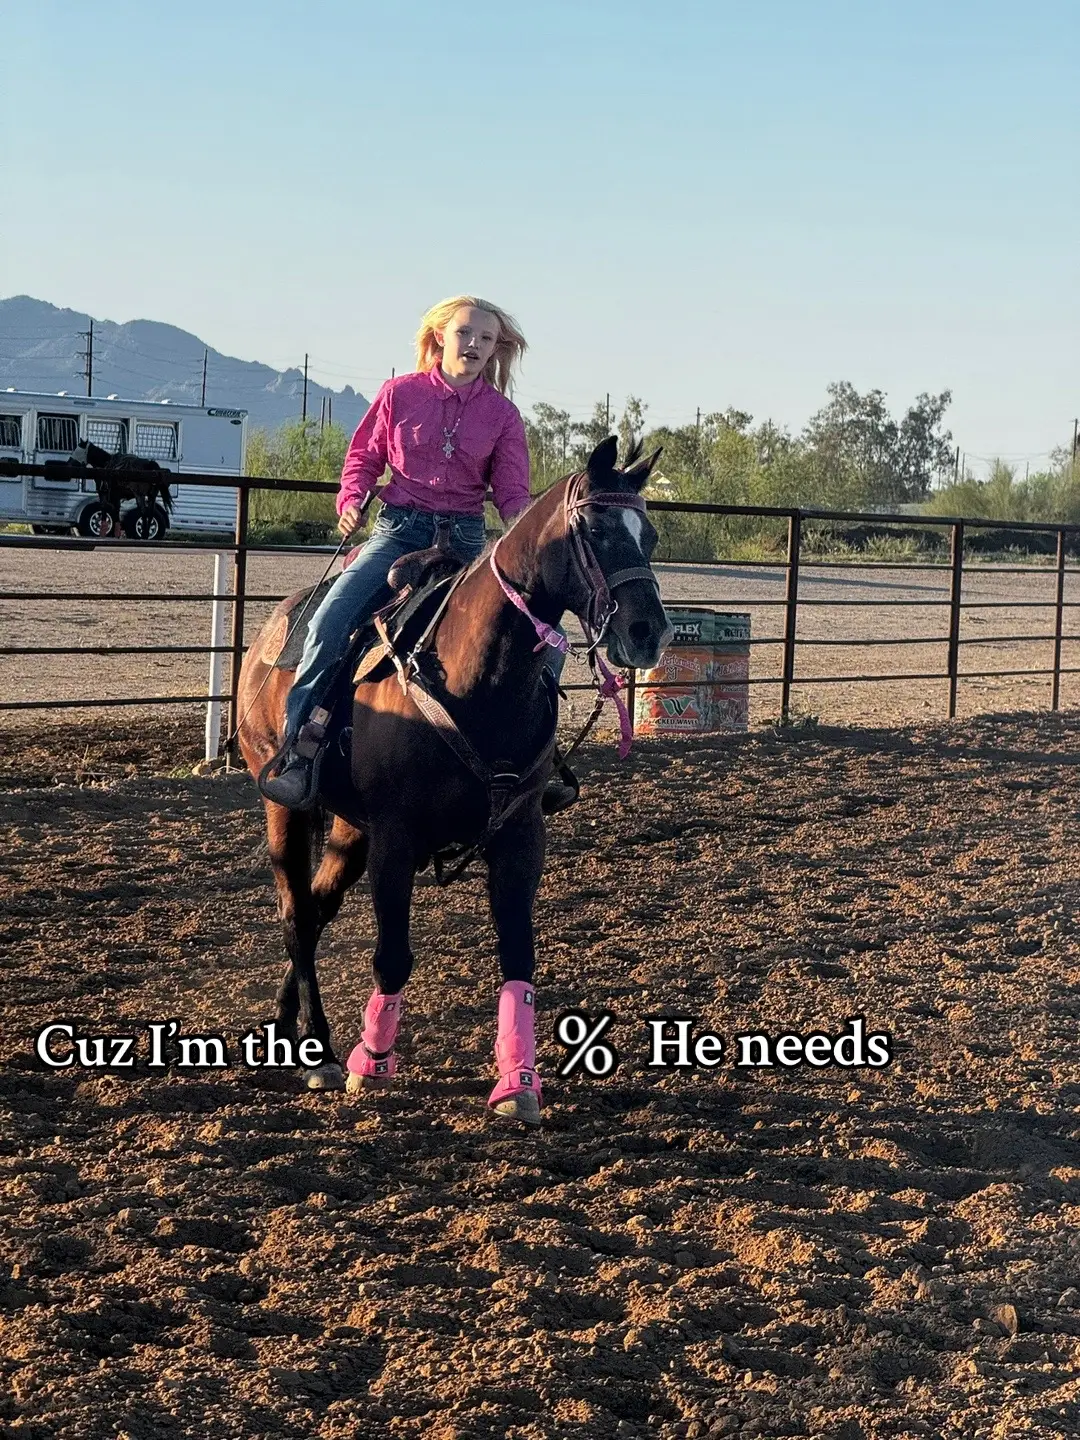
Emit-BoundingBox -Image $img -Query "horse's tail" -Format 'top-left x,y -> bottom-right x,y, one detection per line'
158,483 -> 174,514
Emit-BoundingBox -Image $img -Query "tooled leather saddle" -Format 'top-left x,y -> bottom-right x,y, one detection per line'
271,520 -> 475,677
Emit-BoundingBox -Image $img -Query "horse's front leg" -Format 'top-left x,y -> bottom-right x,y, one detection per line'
484,811 -> 546,1127
345,827 -> 416,1095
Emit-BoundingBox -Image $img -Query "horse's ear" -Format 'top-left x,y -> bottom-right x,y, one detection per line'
623,446 -> 663,491
586,435 -> 619,483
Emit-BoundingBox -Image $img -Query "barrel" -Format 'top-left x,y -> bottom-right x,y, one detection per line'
633,608 -> 751,735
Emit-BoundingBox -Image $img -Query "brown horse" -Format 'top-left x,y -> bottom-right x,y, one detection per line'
235,436 -> 672,1124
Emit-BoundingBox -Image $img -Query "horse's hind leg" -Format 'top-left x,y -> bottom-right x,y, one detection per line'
312,816 -> 369,935
265,801 -> 342,1090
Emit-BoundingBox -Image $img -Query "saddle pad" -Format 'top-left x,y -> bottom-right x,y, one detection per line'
268,564 -> 464,674
269,580 -> 336,670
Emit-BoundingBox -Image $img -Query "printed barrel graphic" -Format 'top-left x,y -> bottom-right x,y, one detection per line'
633,608 -> 750,735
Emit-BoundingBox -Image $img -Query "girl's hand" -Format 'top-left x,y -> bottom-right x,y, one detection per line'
338,504 -> 363,538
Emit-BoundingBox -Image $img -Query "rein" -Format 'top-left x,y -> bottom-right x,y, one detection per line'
358,471 -> 660,884
489,471 -> 659,760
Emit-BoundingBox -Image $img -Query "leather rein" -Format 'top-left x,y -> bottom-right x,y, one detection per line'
356,473 -> 658,883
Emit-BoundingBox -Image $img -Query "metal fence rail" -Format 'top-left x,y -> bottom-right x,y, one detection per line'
2,462 -> 1078,750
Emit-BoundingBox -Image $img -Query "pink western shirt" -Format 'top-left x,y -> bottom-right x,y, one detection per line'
337,367 -> 532,524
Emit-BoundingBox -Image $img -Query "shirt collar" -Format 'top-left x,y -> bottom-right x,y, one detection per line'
428,365 -> 484,401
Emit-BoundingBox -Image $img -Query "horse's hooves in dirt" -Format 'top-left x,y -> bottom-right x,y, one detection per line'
305,1063 -> 345,1091
345,1070 -> 393,1094
490,1091 -> 541,1127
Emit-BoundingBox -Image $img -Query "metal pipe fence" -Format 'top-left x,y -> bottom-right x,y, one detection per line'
2,462 -> 1079,749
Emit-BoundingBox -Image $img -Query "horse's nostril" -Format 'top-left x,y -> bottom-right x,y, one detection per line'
629,620 -> 653,647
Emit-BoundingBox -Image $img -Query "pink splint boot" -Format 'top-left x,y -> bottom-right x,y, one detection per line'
345,990 -> 403,1091
487,980 -> 542,1126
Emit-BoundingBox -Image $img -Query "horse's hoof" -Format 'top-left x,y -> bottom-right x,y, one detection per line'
489,1091 -> 542,1127
305,1063 -> 345,1091
345,1071 -> 393,1094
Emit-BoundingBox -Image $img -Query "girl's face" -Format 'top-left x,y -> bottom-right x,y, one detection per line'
435,306 -> 500,385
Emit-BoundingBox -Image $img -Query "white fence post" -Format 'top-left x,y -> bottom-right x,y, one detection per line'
205,550 -> 229,761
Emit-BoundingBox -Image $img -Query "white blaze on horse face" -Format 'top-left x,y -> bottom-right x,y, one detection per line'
621,508 -> 645,550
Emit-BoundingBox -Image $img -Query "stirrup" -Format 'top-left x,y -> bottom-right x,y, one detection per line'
257,713 -> 328,810
542,759 -> 580,815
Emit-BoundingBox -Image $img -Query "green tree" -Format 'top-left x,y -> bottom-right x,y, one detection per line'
523,402 -> 573,492
247,419 -> 352,537
925,454 -> 1080,526
617,396 -> 648,458
569,401 -> 614,466
803,382 -> 954,506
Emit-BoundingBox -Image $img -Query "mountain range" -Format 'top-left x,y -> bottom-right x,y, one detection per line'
0,296 -> 370,434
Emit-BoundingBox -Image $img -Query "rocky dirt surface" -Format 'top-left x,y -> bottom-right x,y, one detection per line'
2,713 -> 1080,1439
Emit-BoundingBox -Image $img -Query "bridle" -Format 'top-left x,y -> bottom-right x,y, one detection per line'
350,472 -> 663,884
489,471 -> 660,757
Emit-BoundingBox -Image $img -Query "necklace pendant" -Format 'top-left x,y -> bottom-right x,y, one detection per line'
442,430 -> 455,459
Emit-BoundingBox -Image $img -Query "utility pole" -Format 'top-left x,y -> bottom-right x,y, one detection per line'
319,396 -> 325,432
605,393 -> 610,432
302,353 -> 309,422
953,444 -> 960,483
327,394 -> 332,427
200,348 -> 208,406
78,319 -> 94,397
1072,418 -> 1078,477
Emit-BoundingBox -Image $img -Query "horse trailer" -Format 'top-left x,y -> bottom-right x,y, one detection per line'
0,391 -> 247,539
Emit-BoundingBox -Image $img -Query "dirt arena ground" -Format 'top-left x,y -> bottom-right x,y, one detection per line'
3,544 -> 1080,733
3,710 -> 1080,1439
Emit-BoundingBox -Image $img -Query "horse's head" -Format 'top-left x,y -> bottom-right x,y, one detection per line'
70,440 -> 111,468
558,435 -> 674,669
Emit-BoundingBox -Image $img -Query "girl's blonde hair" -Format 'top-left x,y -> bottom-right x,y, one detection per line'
415,296 -> 526,396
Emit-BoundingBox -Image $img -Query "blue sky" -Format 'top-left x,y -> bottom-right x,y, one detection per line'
4,0 -> 1077,469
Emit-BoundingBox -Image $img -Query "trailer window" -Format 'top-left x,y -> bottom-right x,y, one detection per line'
37,415 -> 79,452
87,418 -> 128,454
0,415 -> 21,448
134,422 -> 177,460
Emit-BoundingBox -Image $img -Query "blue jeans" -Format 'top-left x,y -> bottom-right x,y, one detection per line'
285,503 -> 566,738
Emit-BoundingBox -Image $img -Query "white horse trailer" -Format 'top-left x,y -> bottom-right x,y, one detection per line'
0,391 -> 247,538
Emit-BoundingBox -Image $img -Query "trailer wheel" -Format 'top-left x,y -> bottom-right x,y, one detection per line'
77,502 -> 118,538
122,505 -> 170,541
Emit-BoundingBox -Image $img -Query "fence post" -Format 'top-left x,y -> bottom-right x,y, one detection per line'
780,511 -> 801,723
1052,527 -> 1067,711
947,521 -> 965,719
205,550 -> 229,760
227,484 -> 250,763
625,667 -> 636,736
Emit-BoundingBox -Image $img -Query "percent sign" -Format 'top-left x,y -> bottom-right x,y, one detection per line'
555,1011 -> 618,1078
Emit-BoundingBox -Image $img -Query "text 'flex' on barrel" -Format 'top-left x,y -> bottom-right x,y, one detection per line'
633,607 -> 751,735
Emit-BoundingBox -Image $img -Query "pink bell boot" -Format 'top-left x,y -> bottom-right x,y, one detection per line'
487,980 -> 542,1124
345,990 -> 403,1087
